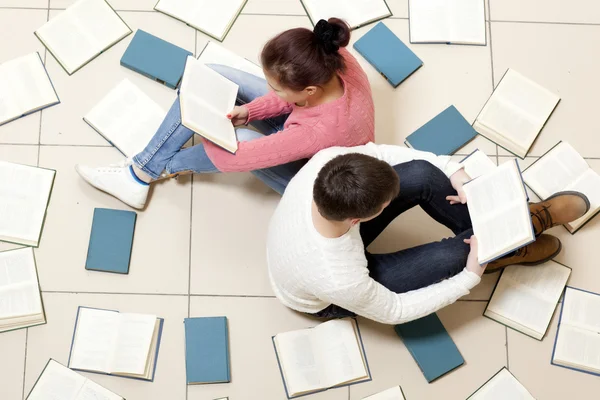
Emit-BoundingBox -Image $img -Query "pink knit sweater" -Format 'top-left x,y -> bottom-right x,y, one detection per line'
202,48 -> 375,172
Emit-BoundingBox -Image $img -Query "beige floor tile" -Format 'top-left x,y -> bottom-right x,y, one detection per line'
50,0 -> 157,9
490,0 -> 600,24
0,329 -> 26,400
24,293 -> 188,400
243,0 -> 305,16
0,0 -> 46,7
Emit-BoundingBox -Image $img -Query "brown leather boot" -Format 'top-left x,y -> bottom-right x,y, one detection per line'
485,234 -> 562,274
530,191 -> 590,236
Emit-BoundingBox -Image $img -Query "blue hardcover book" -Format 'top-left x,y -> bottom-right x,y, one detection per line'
404,105 -> 477,155
85,208 -> 137,274
120,29 -> 193,89
353,22 -> 422,88
394,313 -> 464,382
185,317 -> 231,384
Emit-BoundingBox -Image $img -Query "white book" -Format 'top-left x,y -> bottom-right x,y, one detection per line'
180,56 -> 239,153
84,79 -> 166,158
301,0 -> 391,30
460,149 -> 497,180
485,261 -> 570,340
523,142 -> 600,233
474,69 -> 560,159
0,161 -> 55,247
27,359 -> 123,400
155,0 -> 247,42
409,0 -> 486,45
463,159 -> 534,264
363,386 -> 405,400
273,318 -> 370,398
198,41 -> 264,79
0,52 -> 60,126
467,368 -> 535,399
35,0 -> 131,75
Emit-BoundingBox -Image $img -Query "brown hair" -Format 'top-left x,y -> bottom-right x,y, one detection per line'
313,153 -> 400,221
261,18 -> 351,91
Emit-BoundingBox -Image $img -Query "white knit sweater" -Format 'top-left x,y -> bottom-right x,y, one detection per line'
266,143 -> 481,325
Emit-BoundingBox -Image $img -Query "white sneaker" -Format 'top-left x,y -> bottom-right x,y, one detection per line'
75,160 -> 149,209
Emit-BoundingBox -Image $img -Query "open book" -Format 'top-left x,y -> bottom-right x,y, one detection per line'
68,307 -> 164,381
363,386 -> 405,400
467,368 -> 534,399
474,69 -> 560,158
484,261 -> 570,340
198,41 -> 264,79
301,0 -> 392,30
0,248 -> 45,333
460,149 -> 496,180
463,159 -> 534,264
0,52 -> 60,126
27,359 -> 123,400
523,141 -> 600,233
35,0 -> 131,75
552,287 -> 600,376
180,56 -> 239,153
272,318 -> 370,399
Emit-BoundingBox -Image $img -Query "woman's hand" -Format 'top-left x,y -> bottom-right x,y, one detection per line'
227,106 -> 249,126
464,236 -> 487,277
447,169 -> 470,205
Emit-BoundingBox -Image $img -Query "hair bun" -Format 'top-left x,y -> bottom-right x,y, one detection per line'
313,19 -> 341,54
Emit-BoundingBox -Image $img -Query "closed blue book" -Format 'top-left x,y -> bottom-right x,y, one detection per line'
185,317 -> 231,384
405,105 -> 477,155
394,313 -> 464,382
353,22 -> 423,87
120,29 -> 193,89
85,208 -> 136,274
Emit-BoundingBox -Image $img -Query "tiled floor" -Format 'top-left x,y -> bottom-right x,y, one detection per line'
0,0 -> 599,399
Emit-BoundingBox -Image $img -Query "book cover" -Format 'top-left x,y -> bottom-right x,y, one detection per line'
184,316 -> 231,384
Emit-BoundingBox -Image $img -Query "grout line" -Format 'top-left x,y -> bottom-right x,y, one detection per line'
348,385 -> 351,400
0,143 -> 112,148
490,19 -> 600,27
40,289 -> 276,298
21,328 -> 29,400
187,180 -> 193,318
505,326 -> 510,369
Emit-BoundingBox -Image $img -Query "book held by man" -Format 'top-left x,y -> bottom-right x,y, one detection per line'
301,0 -> 392,30
467,367 -> 534,399
460,149 -> 496,180
198,41 -> 264,79
362,385 -> 406,400
184,316 -> 230,384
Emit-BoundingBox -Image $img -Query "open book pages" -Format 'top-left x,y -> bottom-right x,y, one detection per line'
302,0 -> 391,29
363,386 -> 405,400
274,318 -> 369,398
35,0 -> 131,74
27,359 -> 123,400
0,52 -> 59,126
0,161 -> 55,246
468,368 -> 534,399
198,41 -> 264,79
485,261 -> 570,340
409,0 -> 486,45
474,69 -> 560,158
460,150 -> 496,180
523,142 -> 600,233
84,79 -> 166,157
180,56 -> 239,153
463,160 -> 534,264
155,0 -> 246,41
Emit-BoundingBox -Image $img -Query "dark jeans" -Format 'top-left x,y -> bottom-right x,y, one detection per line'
314,160 -> 474,319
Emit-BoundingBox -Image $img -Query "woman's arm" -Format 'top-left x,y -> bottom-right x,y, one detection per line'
243,91 -> 294,123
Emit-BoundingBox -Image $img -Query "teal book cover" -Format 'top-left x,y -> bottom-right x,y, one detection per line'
185,317 -> 231,384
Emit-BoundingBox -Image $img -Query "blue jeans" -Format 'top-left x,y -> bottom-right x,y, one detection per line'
132,64 -> 307,195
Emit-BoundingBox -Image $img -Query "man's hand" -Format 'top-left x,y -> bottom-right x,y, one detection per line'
447,169 -> 470,205
227,106 -> 249,126
464,235 -> 487,277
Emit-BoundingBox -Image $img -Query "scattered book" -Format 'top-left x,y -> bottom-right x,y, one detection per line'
85,208 -> 137,274
353,22 -> 423,88
68,306 -> 164,381
0,52 -> 60,127
460,149 -> 496,180
394,313 -> 463,383
120,29 -> 193,89
26,359 -> 123,400
185,316 -> 230,384
0,161 -> 55,247
180,56 -> 239,153
301,0 -> 391,30
523,141 -> 600,233
484,261 -> 571,340
84,79 -> 166,158
198,41 -> 264,79
272,318 -> 371,399
0,248 -> 45,334
474,69 -> 560,159
408,0 -> 486,45
363,386 -> 406,400
404,106 -> 477,156
463,159 -> 535,264
154,0 -> 247,42
467,367 -> 534,399
35,0 -> 131,75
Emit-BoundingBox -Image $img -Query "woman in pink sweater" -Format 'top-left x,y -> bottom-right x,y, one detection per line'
76,18 -> 374,209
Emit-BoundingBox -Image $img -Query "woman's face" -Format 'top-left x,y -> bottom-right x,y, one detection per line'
264,71 -> 312,105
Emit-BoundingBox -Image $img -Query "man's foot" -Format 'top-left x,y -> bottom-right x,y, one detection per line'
75,161 -> 149,209
530,191 -> 590,236
485,234 -> 562,274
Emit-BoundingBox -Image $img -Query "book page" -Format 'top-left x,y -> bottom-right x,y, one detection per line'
181,58 -> 238,114
448,0 -> 486,44
469,369 -> 534,399
0,248 -> 42,320
461,150 -> 496,179
69,0 -> 130,50
198,42 -> 264,79
27,360 -> 86,400
75,377 -> 122,400
304,0 -> 390,28
565,169 -> 600,230
69,308 -> 120,373
275,330 -> 325,396
111,313 -> 157,375
363,386 -> 405,400
409,0 -> 449,43
180,96 -> 237,150
561,288 -> 600,332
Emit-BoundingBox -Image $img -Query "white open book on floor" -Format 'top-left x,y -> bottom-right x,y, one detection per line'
463,159 -> 535,264
84,79 -> 166,158
474,69 -> 560,158
301,0 -> 392,30
523,141 -> 600,233
180,56 -> 239,153
484,261 -> 571,340
0,52 -> 60,126
408,0 -> 486,45
467,367 -> 534,399
272,318 -> 371,399
68,307 -> 164,381
363,386 -> 405,400
198,41 -> 264,79
27,359 -> 123,400
460,149 -> 496,180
